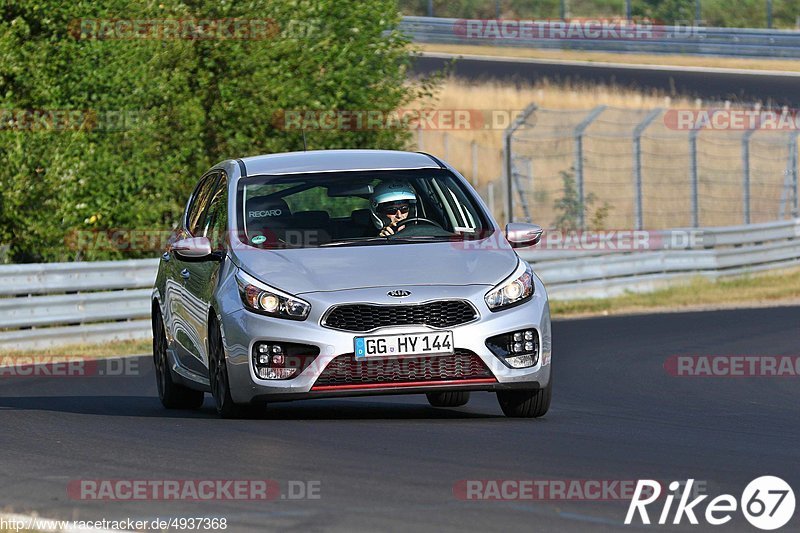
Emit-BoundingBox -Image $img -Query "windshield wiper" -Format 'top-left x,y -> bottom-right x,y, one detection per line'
385,235 -> 457,242
318,237 -> 389,247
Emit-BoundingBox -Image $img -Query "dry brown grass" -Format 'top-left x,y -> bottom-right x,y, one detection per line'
418,43 -> 800,72
0,339 -> 150,359
411,78 -> 791,228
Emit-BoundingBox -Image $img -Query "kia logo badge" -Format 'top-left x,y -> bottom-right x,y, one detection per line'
388,290 -> 411,298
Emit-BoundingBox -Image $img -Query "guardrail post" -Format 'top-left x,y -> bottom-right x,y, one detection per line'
689,127 -> 701,227
471,140 -> 478,186
742,125 -> 760,225
504,104 -> 537,224
632,108 -> 662,230
574,105 -> 607,229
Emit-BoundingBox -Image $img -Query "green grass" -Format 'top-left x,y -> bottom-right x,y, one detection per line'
551,268 -> 800,317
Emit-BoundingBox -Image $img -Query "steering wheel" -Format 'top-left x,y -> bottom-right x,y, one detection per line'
395,217 -> 444,231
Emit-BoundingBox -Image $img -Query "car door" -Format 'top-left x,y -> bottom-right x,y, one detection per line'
179,172 -> 229,373
169,171 -> 220,375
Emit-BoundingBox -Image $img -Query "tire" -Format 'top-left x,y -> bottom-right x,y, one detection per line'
496,376 -> 552,418
152,308 -> 205,410
426,391 -> 471,408
208,317 -> 264,419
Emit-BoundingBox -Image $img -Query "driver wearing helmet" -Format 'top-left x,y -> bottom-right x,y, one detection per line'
370,181 -> 417,237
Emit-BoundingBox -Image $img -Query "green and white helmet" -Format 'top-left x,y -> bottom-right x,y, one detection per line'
369,181 -> 418,229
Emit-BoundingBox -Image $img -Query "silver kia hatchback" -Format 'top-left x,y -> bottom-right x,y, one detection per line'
152,150 -> 552,418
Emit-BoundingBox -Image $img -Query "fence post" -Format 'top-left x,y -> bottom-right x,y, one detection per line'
742,126 -> 760,225
574,105 -> 607,229
689,127 -> 700,227
504,104 -> 537,224
632,108 -> 662,230
792,132 -> 799,218
471,140 -> 478,186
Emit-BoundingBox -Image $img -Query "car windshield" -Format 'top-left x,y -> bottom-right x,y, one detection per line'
236,169 -> 493,249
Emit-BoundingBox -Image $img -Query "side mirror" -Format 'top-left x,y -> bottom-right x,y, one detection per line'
505,223 -> 543,248
171,236 -> 213,259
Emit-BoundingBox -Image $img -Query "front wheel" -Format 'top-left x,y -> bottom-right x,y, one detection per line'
426,391 -> 470,407
152,309 -> 204,410
208,318 -> 264,419
496,378 -> 551,418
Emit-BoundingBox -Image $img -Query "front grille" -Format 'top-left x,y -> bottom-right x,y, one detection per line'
313,350 -> 495,388
322,300 -> 477,332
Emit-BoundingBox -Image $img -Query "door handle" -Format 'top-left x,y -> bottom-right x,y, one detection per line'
180,269 -> 190,280
161,252 -> 170,262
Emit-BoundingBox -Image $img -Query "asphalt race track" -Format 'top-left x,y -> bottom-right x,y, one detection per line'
412,53 -> 800,107
1,306 -> 798,532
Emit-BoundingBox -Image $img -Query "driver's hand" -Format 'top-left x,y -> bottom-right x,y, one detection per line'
379,222 -> 405,237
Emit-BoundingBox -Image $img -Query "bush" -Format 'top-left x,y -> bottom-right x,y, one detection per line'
0,0 -> 432,262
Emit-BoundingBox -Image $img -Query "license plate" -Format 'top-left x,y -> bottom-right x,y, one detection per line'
354,331 -> 454,359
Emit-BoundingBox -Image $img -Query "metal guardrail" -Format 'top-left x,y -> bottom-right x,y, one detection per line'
519,219 -> 800,299
400,16 -> 800,58
0,259 -> 157,350
1,219 -> 798,350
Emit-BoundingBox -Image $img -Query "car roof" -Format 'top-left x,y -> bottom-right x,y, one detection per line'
236,149 -> 443,177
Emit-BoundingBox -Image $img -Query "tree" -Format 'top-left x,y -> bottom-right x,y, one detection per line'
0,0 -> 432,262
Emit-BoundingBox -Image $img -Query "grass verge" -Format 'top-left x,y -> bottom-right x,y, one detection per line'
550,267 -> 800,318
417,43 -> 800,73
0,338 -> 151,359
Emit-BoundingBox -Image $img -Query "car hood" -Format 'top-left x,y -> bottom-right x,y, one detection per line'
233,241 -> 519,294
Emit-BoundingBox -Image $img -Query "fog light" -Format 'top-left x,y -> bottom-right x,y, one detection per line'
271,345 -> 283,354
486,329 -> 539,369
258,354 -> 270,365
272,354 -> 284,365
258,344 -> 269,354
505,354 -> 535,368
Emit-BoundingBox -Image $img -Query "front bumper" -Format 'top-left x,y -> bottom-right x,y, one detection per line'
219,282 -> 552,404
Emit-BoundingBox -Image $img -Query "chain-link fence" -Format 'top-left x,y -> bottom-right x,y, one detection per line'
507,106 -> 800,229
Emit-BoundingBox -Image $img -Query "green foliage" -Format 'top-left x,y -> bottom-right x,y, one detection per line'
0,0 -> 431,262
552,168 -> 613,230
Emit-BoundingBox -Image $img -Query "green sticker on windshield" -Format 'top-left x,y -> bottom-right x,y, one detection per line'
251,235 -> 267,245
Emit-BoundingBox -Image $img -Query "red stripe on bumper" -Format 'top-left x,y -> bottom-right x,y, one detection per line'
311,378 -> 497,392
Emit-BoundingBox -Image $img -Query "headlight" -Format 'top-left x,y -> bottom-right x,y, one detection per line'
235,270 -> 311,320
485,261 -> 534,311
